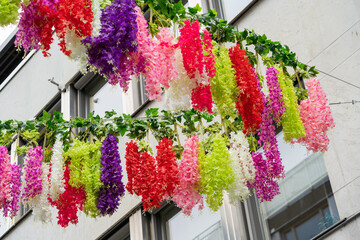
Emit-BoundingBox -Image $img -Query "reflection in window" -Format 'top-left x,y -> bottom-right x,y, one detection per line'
259,132 -> 339,240
90,83 -> 124,117
167,205 -> 225,240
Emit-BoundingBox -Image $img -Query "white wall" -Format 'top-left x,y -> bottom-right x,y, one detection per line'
0,40 -> 78,120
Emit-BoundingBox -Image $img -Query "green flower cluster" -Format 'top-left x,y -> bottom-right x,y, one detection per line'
210,46 -> 238,118
198,135 -> 235,211
0,0 -> 21,26
65,140 -> 102,217
276,66 -> 306,141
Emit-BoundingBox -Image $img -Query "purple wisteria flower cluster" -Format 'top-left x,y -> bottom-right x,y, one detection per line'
266,67 -> 285,123
82,0 -> 138,83
97,134 -> 125,216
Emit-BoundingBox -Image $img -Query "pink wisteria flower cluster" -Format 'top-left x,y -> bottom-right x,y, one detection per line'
296,78 -> 335,152
173,135 -> 204,216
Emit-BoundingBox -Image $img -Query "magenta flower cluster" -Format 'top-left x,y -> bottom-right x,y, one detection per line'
97,134 -> 125,216
15,1 -> 42,52
6,164 -> 22,218
248,152 -> 280,202
258,100 -> 284,178
23,146 -> 44,202
266,67 -> 285,123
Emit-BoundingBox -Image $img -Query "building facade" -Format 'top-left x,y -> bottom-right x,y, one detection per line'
0,0 -> 359,239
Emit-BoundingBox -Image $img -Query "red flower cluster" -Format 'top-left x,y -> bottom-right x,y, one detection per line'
202,29 -> 216,78
125,141 -> 159,211
55,0 -> 93,56
156,137 -> 179,199
49,163 -> 86,228
178,20 -> 204,79
229,45 -> 263,134
125,138 -> 179,211
191,83 -> 213,113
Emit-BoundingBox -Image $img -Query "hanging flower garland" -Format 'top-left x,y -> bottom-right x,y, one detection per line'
82,0 -> 138,88
265,67 -> 285,123
156,27 -> 178,89
199,135 -> 235,212
125,140 -> 141,195
296,78 -> 335,152
55,0 -> 94,56
22,146 -> 44,203
173,135 -> 204,216
65,140 -> 102,217
229,44 -> 264,134
248,152 -> 280,202
164,49 -> 196,111
15,0 -> 44,53
125,141 -> 159,211
49,163 -> 86,228
210,45 -> 238,118
191,83 -> 214,113
49,135 -> 65,201
0,146 -> 11,211
202,29 -> 216,79
257,76 -> 284,179
32,162 -> 52,223
275,66 -> 306,141
97,134 -> 125,216
228,132 -> 255,203
5,164 -> 22,218
132,6 -> 163,100
156,137 -> 179,199
178,20 -> 204,80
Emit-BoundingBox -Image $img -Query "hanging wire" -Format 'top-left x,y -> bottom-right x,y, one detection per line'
329,100 -> 360,105
298,61 -> 360,90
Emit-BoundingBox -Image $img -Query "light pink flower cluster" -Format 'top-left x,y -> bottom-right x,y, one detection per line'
22,146 -> 44,202
132,6 -> 162,100
296,78 -> 335,152
173,135 -> 204,215
156,27 -> 178,89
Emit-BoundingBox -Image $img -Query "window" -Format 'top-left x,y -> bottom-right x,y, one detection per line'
142,200 -> 246,240
252,132 -> 340,240
203,0 -> 258,24
98,220 -> 131,240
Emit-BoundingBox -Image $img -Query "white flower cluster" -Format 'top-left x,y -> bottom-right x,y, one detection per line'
32,163 -> 52,223
164,49 -> 196,111
228,132 -> 256,204
49,135 -> 65,201
91,0 -> 102,38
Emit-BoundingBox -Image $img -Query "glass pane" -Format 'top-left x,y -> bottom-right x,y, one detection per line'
285,230 -> 296,240
259,132 -> 338,240
167,206 -> 224,240
295,213 -> 323,240
91,84 -> 124,117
